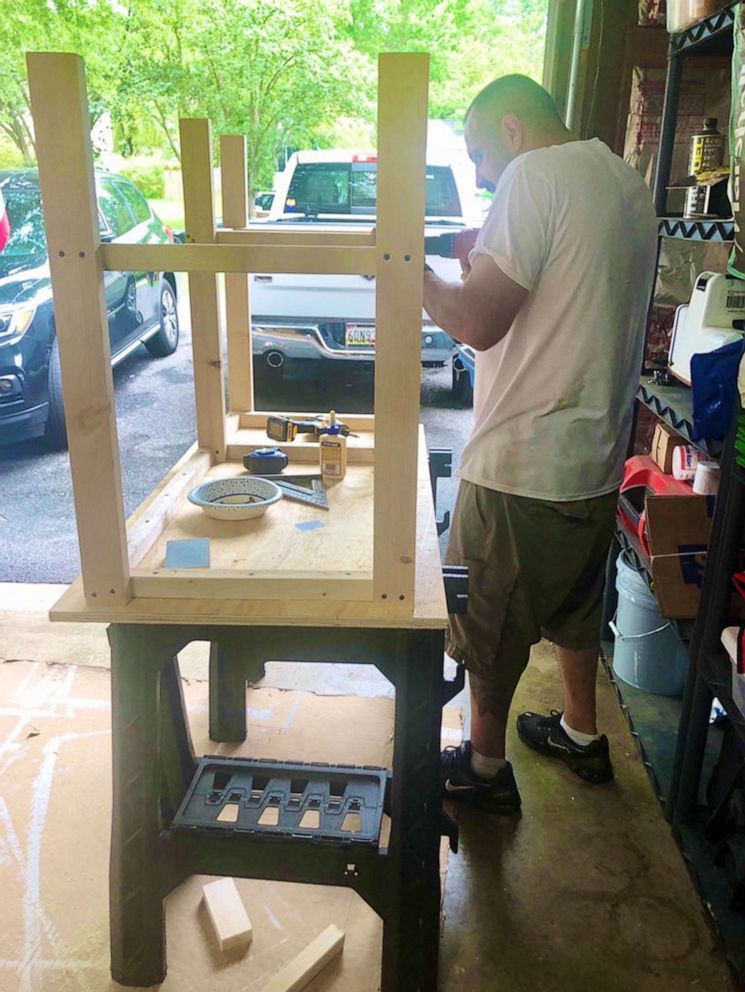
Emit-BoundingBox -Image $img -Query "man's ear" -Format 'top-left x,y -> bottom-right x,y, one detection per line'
501,113 -> 523,153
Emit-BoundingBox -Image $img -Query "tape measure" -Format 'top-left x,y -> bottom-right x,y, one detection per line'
244,447 -> 289,475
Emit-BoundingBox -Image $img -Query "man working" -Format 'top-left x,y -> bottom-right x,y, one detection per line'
423,75 -> 657,815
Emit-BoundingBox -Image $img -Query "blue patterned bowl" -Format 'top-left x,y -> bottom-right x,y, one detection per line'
188,477 -> 282,520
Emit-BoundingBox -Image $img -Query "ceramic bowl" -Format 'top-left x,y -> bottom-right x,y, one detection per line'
188,477 -> 282,520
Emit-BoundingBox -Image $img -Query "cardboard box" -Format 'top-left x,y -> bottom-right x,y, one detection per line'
624,60 -> 730,208
645,493 -> 715,617
667,0 -> 730,33
646,304 -> 676,369
650,422 -> 687,473
638,0 -> 667,27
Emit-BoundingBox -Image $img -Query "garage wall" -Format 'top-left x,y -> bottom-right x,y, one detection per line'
544,0 -> 668,155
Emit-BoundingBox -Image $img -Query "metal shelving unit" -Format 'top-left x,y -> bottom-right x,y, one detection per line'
637,376 -> 724,456
672,420 -> 745,824
658,217 -> 734,241
621,6 -> 745,982
653,3 -> 737,215
669,3 -> 736,57
666,413 -> 745,986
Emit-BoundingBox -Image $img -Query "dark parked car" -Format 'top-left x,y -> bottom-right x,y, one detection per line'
0,169 -> 179,449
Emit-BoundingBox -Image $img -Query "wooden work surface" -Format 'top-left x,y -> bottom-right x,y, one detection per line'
50,431 -> 449,629
139,461 -> 373,575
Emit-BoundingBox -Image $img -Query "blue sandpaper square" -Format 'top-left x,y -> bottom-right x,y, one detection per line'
165,538 -> 211,569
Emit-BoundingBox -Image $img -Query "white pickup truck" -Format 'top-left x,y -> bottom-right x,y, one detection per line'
250,149 -> 472,379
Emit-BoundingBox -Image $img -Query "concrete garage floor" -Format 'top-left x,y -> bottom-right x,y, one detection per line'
441,645 -> 732,992
0,587 -> 734,991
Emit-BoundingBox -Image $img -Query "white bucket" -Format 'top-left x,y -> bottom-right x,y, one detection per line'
611,551 -> 689,696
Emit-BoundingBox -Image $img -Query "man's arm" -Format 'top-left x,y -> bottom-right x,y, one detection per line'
423,254 -> 528,352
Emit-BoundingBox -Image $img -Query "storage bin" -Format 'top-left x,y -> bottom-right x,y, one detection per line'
611,550 -> 690,696
667,0 -> 729,32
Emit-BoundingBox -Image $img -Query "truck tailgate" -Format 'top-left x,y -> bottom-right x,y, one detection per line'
250,255 -> 461,321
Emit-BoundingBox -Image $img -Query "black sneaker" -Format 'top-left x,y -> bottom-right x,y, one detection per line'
516,710 -> 613,784
440,741 -> 521,815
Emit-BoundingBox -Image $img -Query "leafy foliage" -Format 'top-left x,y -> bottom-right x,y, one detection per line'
1,0 -> 547,193
0,0 -> 123,164
117,157 -> 166,199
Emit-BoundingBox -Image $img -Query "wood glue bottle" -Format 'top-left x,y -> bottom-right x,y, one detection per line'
319,410 -> 347,481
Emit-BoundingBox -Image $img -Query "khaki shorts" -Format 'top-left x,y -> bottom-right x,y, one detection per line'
445,482 -> 617,686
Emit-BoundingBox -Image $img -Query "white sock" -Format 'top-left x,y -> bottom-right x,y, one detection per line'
470,748 -> 507,779
560,714 -> 601,747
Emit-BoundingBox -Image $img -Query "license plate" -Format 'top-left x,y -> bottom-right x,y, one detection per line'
345,323 -> 375,347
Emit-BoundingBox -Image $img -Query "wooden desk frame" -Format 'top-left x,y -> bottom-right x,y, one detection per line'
26,50 -> 431,618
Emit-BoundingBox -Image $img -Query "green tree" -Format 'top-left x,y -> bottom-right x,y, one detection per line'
0,0 -> 125,164
348,0 -> 547,120
118,0 -> 370,201
0,0 -> 547,185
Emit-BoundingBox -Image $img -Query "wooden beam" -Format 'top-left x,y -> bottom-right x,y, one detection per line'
262,925 -> 345,992
238,412 -> 374,431
26,52 -> 130,606
126,446 -> 212,567
130,571 -> 374,601
180,118 -> 227,461
225,439 -> 374,465
220,135 -> 253,413
216,228 -> 375,246
372,53 -> 429,606
98,242 -> 377,276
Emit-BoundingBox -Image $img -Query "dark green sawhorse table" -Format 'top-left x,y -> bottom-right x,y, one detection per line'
108,620 -> 463,991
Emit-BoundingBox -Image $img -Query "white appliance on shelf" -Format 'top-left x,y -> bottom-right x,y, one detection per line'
669,272 -> 745,386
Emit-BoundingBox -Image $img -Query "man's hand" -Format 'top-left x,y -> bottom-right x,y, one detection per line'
423,254 -> 528,352
453,228 -> 479,280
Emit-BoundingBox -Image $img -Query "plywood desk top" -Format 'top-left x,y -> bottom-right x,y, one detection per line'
139,461 -> 374,577
50,431 -> 449,630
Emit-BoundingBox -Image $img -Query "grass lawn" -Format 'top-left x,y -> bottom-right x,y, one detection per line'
149,198 -> 184,231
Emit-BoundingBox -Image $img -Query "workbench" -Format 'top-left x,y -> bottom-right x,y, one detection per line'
52,447 -> 456,990
27,47 -> 458,990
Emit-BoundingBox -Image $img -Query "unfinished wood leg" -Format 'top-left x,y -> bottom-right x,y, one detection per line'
27,53 -> 130,606
180,118 -> 227,461
220,134 -> 253,413
108,624 -> 168,986
373,53 -> 429,605
381,630 -> 443,992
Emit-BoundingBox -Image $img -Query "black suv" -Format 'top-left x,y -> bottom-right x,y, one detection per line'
0,169 -> 179,448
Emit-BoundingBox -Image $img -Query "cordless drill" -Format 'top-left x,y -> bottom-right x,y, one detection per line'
424,228 -> 480,270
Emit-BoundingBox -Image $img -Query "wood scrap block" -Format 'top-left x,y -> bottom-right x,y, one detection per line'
262,924 -> 345,991
202,877 -> 253,952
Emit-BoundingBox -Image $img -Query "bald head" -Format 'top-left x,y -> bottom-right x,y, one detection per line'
464,74 -> 572,192
466,75 -> 563,130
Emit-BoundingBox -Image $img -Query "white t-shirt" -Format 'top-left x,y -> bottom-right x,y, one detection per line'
458,138 -> 658,501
